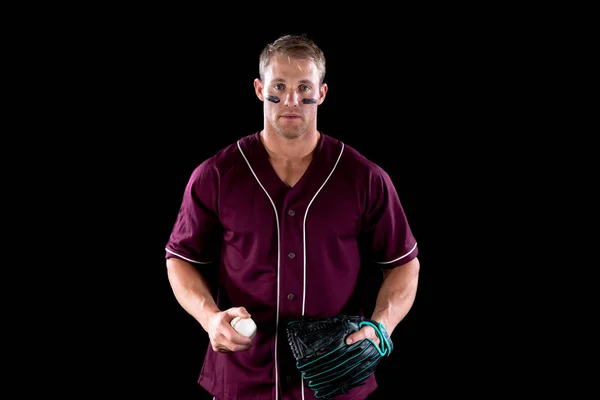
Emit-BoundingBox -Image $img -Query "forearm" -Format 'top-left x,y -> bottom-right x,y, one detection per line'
371,257 -> 420,334
166,257 -> 220,332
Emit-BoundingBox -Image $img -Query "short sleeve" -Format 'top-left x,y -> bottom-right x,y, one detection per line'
165,160 -> 221,265
362,167 -> 418,269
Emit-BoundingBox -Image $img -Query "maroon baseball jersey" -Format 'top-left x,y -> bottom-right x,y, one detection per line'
165,132 -> 418,400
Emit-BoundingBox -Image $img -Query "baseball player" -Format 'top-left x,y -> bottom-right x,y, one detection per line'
165,33 -> 420,400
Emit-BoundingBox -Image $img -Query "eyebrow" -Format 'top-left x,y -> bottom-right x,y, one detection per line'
271,78 -> 315,85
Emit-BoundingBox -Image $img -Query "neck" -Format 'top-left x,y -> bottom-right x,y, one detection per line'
260,129 -> 320,162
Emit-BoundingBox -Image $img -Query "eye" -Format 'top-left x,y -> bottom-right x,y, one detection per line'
300,85 -> 311,92
274,84 -> 285,91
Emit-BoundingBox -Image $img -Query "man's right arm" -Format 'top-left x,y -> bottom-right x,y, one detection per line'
166,257 -> 220,332
166,257 -> 253,352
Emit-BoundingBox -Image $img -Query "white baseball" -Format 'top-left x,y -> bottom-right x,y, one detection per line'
231,317 -> 257,338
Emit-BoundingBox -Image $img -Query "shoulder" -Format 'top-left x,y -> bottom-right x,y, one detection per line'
323,134 -> 389,182
190,133 -> 257,180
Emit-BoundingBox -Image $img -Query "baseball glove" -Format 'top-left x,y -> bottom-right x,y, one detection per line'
286,314 -> 393,399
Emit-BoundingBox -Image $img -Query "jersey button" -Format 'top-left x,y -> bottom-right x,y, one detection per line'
288,252 -> 296,259
288,210 -> 296,216
287,293 -> 295,300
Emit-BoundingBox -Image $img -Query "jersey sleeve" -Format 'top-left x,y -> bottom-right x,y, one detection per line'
362,166 -> 418,269
165,160 -> 221,265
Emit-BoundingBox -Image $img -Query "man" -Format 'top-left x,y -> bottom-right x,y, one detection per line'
165,34 -> 420,400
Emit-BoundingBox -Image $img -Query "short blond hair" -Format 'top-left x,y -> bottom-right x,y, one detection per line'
258,34 -> 326,85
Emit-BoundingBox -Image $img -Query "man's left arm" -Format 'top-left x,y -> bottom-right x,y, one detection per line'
346,257 -> 420,345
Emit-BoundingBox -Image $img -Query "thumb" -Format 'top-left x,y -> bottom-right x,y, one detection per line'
229,306 -> 251,319
345,332 -> 360,345
238,306 -> 251,317
346,326 -> 378,346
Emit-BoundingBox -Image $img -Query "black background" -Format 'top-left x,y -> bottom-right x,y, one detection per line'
12,2 -> 589,396
29,10 -> 528,398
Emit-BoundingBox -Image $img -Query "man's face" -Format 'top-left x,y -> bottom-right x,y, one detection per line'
255,54 -> 327,140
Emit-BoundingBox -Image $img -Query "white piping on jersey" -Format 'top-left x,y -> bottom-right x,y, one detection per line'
237,140 -> 282,400
300,143 -> 344,400
373,242 -> 418,264
165,248 -> 212,264
237,139 -> 344,400
301,143 -> 344,316
237,140 -> 344,400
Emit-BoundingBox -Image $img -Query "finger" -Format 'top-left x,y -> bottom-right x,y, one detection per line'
217,341 -> 252,353
237,306 -> 251,318
226,306 -> 251,321
212,343 -> 232,353
213,342 -> 252,353
229,330 -> 254,346
230,342 -> 252,352
222,322 -> 254,347
238,306 -> 250,314
213,330 -> 253,352
346,325 -> 379,346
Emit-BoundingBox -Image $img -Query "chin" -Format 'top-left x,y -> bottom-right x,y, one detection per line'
280,131 -> 302,140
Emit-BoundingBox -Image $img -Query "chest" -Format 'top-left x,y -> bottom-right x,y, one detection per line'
218,168 -> 362,242
269,159 -> 311,188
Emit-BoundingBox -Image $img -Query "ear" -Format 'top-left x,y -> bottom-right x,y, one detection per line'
254,78 -> 264,101
318,83 -> 328,105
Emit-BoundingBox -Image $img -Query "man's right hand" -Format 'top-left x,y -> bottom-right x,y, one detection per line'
206,306 -> 254,353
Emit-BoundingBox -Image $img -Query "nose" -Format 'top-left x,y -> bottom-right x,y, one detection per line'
283,90 -> 300,107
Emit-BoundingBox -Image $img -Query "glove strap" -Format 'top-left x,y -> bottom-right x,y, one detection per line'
359,320 -> 393,356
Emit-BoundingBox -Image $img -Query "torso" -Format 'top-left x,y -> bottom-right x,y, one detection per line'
165,131 -> 418,400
